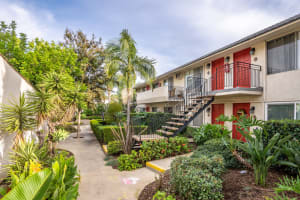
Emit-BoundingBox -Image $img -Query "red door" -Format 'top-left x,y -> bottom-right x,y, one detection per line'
232,103 -> 250,141
212,58 -> 225,91
212,104 -> 224,125
233,48 -> 251,88
146,85 -> 150,90
146,106 -> 150,112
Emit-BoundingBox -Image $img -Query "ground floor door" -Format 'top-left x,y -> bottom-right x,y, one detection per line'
146,106 -> 150,112
211,104 -> 224,125
232,103 -> 250,141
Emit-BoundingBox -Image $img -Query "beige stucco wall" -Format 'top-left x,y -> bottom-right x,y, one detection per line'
0,56 -> 35,180
136,86 -> 169,104
265,70 -> 300,102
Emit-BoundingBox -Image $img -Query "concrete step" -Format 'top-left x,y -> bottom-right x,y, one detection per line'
146,153 -> 193,174
162,126 -> 179,131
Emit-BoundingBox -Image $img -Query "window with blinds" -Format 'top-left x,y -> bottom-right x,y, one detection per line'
267,32 -> 299,74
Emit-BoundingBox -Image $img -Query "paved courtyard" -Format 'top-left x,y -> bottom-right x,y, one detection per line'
58,120 -> 157,200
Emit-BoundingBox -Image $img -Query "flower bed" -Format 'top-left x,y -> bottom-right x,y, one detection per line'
117,137 -> 191,171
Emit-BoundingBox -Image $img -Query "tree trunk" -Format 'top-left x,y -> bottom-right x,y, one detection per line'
232,150 -> 253,170
108,90 -> 111,103
77,109 -> 81,138
125,88 -> 131,154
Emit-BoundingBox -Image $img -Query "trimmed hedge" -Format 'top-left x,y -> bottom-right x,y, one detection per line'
93,125 -> 147,144
170,155 -> 225,200
263,120 -> 300,143
107,141 -> 122,155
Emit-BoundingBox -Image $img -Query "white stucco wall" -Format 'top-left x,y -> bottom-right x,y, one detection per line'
0,55 -> 35,179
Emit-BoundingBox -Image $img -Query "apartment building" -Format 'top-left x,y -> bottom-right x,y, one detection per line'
135,14 -> 300,138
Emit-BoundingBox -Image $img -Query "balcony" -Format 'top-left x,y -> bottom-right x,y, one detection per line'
186,62 -> 263,97
136,85 -> 184,104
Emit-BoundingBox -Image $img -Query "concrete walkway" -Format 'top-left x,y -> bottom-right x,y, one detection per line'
58,120 -> 157,200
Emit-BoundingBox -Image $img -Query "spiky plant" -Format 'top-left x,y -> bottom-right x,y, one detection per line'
0,93 -> 36,144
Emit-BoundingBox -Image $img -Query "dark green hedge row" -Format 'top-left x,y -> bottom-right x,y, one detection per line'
131,112 -> 174,134
82,115 -> 103,120
93,124 -> 148,144
263,120 -> 300,143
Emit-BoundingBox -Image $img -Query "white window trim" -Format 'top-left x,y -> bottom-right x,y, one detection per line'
265,101 -> 300,120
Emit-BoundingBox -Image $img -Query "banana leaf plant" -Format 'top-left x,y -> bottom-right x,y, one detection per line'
218,115 -> 292,186
2,169 -> 52,200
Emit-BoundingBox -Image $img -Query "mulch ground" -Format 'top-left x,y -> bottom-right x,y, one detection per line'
138,169 -> 300,200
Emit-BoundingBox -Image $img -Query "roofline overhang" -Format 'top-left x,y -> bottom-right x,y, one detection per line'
135,13 -> 300,89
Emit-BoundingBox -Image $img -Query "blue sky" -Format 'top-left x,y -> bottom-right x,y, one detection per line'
0,0 -> 300,79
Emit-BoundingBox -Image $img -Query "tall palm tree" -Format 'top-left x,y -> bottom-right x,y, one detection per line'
105,29 -> 156,153
0,93 -> 36,144
65,83 -> 87,138
104,61 -> 119,103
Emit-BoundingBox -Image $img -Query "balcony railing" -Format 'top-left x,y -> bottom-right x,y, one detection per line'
210,61 -> 262,91
185,62 -> 262,97
136,85 -> 184,104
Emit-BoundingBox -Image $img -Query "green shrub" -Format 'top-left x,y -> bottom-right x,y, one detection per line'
152,191 -> 175,200
193,124 -> 229,145
83,115 -> 102,120
141,137 -> 190,160
170,156 -> 224,200
107,141 -> 122,155
131,112 -> 174,134
105,102 -> 123,123
92,125 -> 147,144
179,126 -> 197,138
118,151 -> 142,171
192,138 -> 243,169
263,120 -> 300,144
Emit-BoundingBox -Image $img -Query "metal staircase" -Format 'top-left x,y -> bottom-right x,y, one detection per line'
157,76 -> 214,137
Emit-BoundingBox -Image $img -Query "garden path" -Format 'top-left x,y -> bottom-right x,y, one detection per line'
58,120 -> 157,200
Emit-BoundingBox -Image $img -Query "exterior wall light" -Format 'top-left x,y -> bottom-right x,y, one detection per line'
250,106 -> 255,114
206,63 -> 211,69
225,56 -> 230,63
250,48 -> 256,55
206,107 -> 211,116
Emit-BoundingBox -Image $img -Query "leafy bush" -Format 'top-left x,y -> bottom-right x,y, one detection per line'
131,112 -> 174,134
107,141 -> 122,155
170,156 -> 224,200
51,129 -> 69,143
105,102 -> 123,123
116,137 -> 190,171
152,191 -> 175,200
192,138 -> 243,169
263,120 -> 300,144
44,153 -> 79,200
193,124 -> 229,145
140,137 -> 190,160
179,126 -> 197,138
117,151 -> 142,171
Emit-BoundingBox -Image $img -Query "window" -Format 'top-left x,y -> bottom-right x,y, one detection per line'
267,32 -> 298,74
152,107 -> 158,112
164,107 -> 173,114
163,80 -> 168,86
267,103 -> 300,120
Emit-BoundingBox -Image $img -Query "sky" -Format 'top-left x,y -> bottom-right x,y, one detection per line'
0,0 -> 299,80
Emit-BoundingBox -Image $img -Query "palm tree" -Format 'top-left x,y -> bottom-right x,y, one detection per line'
105,29 -> 156,153
104,61 -> 119,103
27,89 -> 56,142
0,93 -> 36,144
65,83 -> 87,138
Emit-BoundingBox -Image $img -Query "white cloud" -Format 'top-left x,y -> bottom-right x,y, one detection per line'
0,0 -> 62,41
168,0 -> 287,45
